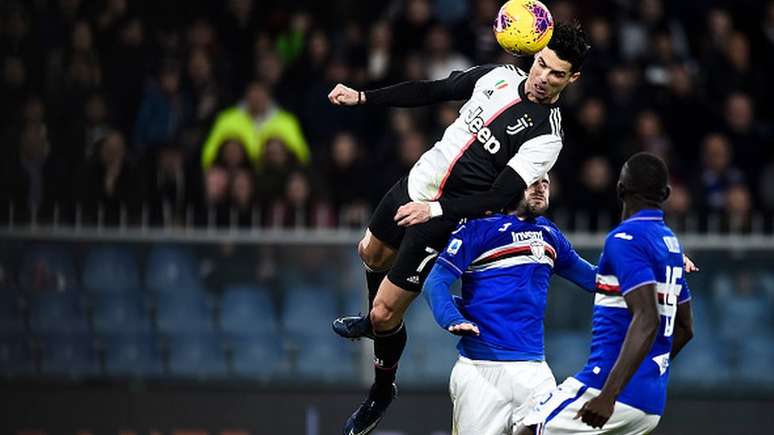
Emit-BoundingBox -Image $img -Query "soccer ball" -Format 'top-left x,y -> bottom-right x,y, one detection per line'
493,0 -> 554,56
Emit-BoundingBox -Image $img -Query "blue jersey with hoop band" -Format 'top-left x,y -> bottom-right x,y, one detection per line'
574,209 -> 692,416
430,213 -> 596,361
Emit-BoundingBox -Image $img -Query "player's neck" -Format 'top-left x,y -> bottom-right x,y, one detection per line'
621,201 -> 661,220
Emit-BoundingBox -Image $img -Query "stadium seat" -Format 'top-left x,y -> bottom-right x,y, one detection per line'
228,334 -> 290,380
156,291 -> 214,335
40,334 -> 101,378
220,286 -> 278,335
0,337 -> 36,377
83,245 -> 140,292
734,334 -> 774,384
103,333 -> 164,378
167,333 -> 228,379
343,289 -> 367,316
18,244 -> 78,292
405,298 -> 442,338
400,333 -> 459,386
544,331 -> 591,380
92,293 -> 152,334
28,290 -> 89,335
0,292 -> 25,335
145,244 -> 202,291
281,286 -> 338,336
670,334 -> 730,387
292,333 -> 358,382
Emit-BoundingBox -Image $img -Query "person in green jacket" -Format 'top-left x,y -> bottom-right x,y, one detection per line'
201,81 -> 309,170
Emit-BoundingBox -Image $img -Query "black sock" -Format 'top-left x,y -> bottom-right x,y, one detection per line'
365,266 -> 388,311
373,322 -> 406,393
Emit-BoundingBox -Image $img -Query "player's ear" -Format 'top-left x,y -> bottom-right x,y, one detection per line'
663,185 -> 671,202
568,71 -> 581,84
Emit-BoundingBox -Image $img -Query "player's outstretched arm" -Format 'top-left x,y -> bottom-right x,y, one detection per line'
670,300 -> 694,359
576,283 -> 660,429
395,168 -> 527,226
328,65 -> 497,108
423,262 -> 479,336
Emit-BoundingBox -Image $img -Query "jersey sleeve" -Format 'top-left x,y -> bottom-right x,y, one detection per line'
435,220 -> 486,278
364,65 -> 498,107
604,233 -> 657,295
506,133 -> 563,186
551,227 -> 597,292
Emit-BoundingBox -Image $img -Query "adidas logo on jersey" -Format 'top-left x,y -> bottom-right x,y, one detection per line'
465,106 -> 501,154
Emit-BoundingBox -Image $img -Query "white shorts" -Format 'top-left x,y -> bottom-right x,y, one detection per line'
522,377 -> 661,435
450,356 -> 557,435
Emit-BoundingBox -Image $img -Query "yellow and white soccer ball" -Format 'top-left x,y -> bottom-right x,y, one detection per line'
493,0 -> 555,56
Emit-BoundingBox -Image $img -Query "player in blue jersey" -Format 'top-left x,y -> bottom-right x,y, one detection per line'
517,152 -> 695,435
423,173 -> 599,435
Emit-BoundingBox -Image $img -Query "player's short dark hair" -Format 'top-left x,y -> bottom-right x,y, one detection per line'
548,21 -> 590,72
620,152 -> 670,204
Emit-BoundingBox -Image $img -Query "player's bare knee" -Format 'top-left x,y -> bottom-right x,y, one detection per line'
358,236 -> 394,270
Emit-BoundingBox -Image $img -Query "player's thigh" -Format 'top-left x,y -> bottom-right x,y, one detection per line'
365,177 -> 411,265
528,379 -> 655,435
386,217 -> 459,292
450,359 -> 512,435
511,362 -> 557,430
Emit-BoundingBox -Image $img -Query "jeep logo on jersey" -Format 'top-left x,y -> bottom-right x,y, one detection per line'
465,106 -> 501,154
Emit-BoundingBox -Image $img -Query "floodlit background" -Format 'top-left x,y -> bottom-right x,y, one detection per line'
0,0 -> 772,434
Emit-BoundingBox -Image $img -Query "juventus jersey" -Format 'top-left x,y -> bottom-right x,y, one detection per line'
406,65 -> 563,202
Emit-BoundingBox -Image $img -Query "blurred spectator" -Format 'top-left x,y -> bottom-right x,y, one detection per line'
691,133 -> 745,212
255,138 -> 300,207
424,25 -> 471,81
366,21 -> 394,84
219,0 -> 257,95
146,143 -> 189,226
64,93 -> 111,166
659,64 -> 709,166
186,49 -> 226,141
664,182 -> 693,232
620,110 -> 672,165
133,60 -> 192,159
1,121 -> 66,217
393,0 -> 436,56
229,168 -> 257,227
722,93 -> 769,180
324,132 -> 370,227
722,183 -> 753,233
0,56 -> 30,127
200,165 -> 229,227
456,0 -> 501,63
269,170 -> 333,228
201,81 -> 309,170
77,130 -> 139,223
759,163 -> 774,212
102,16 -> 150,136
569,156 -> 618,231
618,0 -> 689,62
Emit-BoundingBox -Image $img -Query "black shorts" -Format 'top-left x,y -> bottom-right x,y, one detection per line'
369,177 -> 460,292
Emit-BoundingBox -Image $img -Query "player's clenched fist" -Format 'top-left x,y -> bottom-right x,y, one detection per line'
328,83 -> 364,106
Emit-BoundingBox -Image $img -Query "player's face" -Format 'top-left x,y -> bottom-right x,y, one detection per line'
525,47 -> 580,104
522,178 -> 550,215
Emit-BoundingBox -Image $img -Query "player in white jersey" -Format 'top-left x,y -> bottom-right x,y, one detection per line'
517,153 -> 695,435
328,23 -> 591,435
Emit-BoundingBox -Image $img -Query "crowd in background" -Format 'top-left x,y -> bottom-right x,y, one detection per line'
1,0 -> 773,232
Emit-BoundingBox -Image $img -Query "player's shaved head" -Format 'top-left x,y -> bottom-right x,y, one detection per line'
617,152 -> 670,208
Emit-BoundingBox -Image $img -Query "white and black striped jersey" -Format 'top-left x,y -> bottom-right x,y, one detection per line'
364,64 -> 564,219
409,65 -> 562,201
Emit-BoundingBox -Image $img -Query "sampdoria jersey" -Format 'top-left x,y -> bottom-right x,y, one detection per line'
433,214 -> 595,361
574,209 -> 692,416
407,65 -> 563,202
